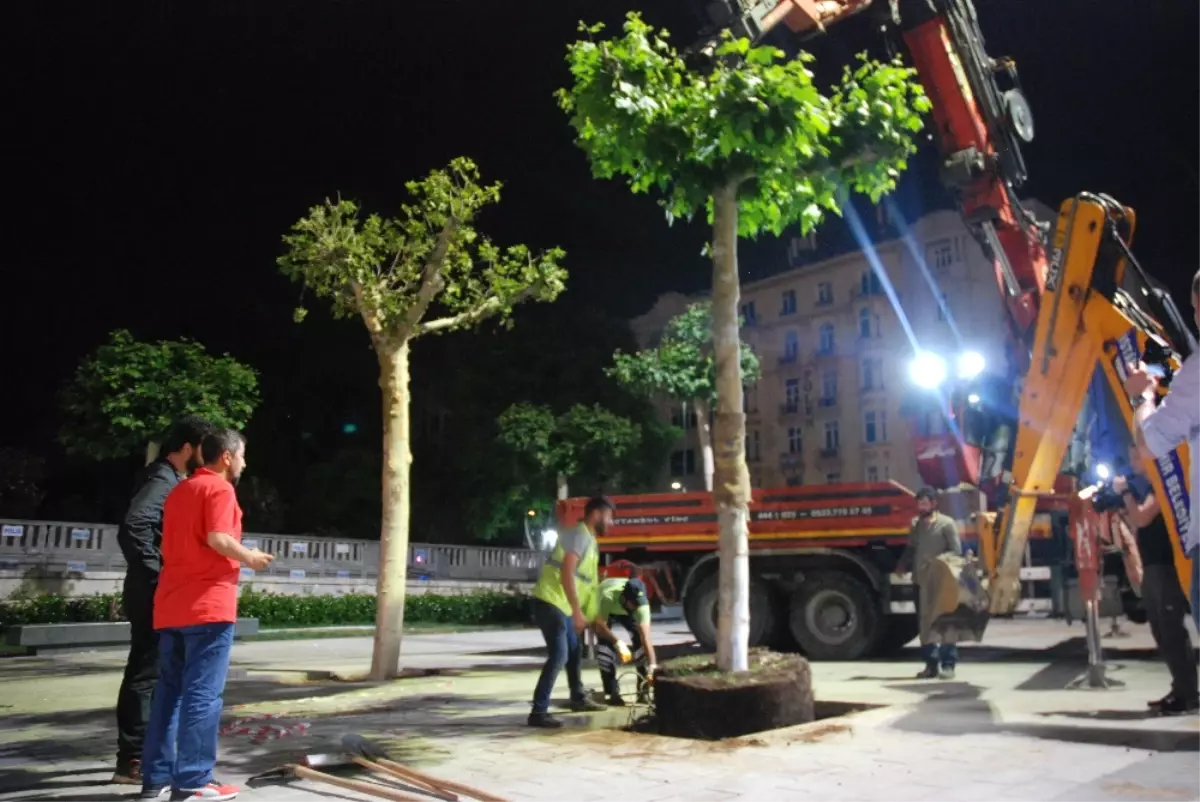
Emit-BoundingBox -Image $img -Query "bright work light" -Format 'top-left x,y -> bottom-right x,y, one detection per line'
957,351 -> 986,380
908,351 -> 948,390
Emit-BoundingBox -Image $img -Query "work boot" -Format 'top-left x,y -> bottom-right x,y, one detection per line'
1153,694 -> 1200,716
938,667 -> 956,681
112,760 -> 143,785
916,664 -> 939,679
527,712 -> 564,729
570,697 -> 606,713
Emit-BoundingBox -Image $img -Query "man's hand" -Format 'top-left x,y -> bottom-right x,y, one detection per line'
1112,475 -> 1128,494
894,562 -> 908,576
571,609 -> 588,633
244,550 -> 274,571
1124,363 -> 1159,400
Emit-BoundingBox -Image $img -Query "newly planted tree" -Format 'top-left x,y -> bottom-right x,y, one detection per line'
609,301 -> 760,492
559,14 -> 929,671
60,330 -> 260,464
279,158 -> 567,679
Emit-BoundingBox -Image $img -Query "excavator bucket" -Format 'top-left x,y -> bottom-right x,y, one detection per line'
928,553 -> 990,643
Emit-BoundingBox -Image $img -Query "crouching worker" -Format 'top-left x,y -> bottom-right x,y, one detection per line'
592,577 -> 658,705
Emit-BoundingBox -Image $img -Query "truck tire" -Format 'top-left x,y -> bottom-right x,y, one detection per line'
788,571 -> 881,661
683,573 -> 775,652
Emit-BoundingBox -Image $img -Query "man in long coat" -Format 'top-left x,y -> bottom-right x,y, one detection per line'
897,486 -> 962,679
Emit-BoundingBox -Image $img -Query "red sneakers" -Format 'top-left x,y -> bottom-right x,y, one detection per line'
172,782 -> 240,801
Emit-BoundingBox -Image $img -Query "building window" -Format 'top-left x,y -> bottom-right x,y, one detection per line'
788,233 -> 817,263
820,369 -> 837,404
747,429 -> 761,461
784,378 -> 801,411
860,270 -> 883,296
786,476 -> 803,487
816,281 -> 834,306
741,301 -> 758,327
858,307 -> 873,339
866,465 -> 879,482
787,426 -> 802,454
669,449 -> 696,477
826,473 -> 841,484
824,421 -> 840,451
917,411 -> 942,437
861,358 -> 883,390
864,410 -> 888,443
743,384 -> 758,413
670,404 -> 697,430
781,289 -> 797,316
782,330 -> 799,363
818,323 -> 835,355
926,237 -> 955,270
936,292 -> 949,322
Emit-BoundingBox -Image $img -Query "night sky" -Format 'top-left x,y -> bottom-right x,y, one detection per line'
3,0 -> 1197,459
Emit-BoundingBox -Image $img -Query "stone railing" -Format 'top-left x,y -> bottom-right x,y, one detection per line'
0,519 -> 542,583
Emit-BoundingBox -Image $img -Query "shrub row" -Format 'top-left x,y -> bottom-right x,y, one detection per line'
0,589 -> 532,629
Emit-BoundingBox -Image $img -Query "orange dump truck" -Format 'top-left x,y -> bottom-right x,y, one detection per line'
558,481 -> 1082,661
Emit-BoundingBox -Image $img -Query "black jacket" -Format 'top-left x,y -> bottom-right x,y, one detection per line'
116,460 -> 182,578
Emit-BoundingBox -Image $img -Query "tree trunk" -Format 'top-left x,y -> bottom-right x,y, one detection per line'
370,340 -> 412,681
709,182 -> 752,673
693,398 -> 715,493
556,473 -> 569,501
144,441 -> 161,466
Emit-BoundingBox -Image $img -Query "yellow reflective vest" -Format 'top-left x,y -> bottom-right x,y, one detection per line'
532,523 -> 599,619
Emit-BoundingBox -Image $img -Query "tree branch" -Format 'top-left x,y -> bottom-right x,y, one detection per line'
420,285 -> 538,335
400,219 -> 456,336
352,281 -> 385,341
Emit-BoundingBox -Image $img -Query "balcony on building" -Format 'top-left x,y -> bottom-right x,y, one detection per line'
818,446 -> 840,459
780,402 -> 802,417
779,452 -> 803,471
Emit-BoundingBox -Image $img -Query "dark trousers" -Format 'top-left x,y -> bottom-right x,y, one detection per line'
142,623 -> 235,791
1142,563 -> 1198,700
116,569 -> 159,765
530,599 -> 585,715
597,614 -> 648,697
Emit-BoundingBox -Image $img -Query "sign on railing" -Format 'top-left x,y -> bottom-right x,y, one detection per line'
0,518 -> 542,583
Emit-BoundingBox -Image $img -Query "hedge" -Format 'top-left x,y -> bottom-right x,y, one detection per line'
0,589 -> 532,629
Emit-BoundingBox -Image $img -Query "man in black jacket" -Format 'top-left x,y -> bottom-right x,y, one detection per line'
112,416 -> 213,785
1114,445 -> 1199,715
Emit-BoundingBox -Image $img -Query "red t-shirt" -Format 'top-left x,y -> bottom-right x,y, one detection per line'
154,467 -> 243,629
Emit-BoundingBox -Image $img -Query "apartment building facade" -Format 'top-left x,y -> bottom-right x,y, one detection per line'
631,203 -> 1054,492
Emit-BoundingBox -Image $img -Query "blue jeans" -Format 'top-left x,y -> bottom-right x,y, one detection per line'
531,599 -> 584,715
142,623 -> 234,791
921,642 -> 958,669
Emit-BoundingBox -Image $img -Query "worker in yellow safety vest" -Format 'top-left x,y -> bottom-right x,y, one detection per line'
527,496 -> 613,728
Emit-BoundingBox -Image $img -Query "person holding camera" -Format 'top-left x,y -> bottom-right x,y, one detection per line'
1115,444 -> 1198,715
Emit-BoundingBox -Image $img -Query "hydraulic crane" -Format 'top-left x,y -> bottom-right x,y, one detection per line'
694,0 -> 1196,613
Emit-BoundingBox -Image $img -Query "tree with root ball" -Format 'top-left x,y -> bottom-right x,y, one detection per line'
558,13 -> 929,672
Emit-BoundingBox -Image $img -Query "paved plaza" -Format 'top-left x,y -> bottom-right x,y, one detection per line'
0,619 -> 1196,801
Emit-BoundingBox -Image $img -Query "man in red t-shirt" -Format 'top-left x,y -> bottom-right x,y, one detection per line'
140,429 -> 273,802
